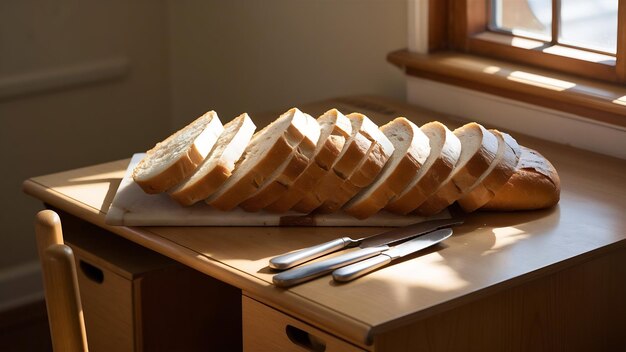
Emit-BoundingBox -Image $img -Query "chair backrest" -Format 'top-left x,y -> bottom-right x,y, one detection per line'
35,210 -> 89,352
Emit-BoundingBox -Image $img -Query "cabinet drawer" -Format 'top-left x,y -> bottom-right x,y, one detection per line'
242,296 -> 365,352
74,255 -> 135,352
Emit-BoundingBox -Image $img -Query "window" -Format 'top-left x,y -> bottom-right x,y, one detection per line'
447,0 -> 625,83
388,0 -> 626,127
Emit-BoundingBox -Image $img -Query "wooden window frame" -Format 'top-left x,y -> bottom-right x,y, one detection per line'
444,0 -> 626,83
389,0 -> 626,128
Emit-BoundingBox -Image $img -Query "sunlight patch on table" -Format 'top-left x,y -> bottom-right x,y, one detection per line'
482,226 -> 529,256
379,254 -> 469,301
69,170 -> 126,182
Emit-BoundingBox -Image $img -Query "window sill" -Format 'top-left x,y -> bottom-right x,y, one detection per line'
387,49 -> 626,128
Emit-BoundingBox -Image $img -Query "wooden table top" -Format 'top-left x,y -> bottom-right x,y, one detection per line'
23,95 -> 626,347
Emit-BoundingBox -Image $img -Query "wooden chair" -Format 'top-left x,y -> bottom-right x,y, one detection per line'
35,210 -> 89,352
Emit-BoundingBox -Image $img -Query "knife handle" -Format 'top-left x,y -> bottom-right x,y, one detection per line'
272,246 -> 389,288
332,254 -> 392,282
269,237 -> 354,270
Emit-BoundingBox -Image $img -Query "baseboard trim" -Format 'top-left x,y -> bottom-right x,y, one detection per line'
0,261 -> 44,313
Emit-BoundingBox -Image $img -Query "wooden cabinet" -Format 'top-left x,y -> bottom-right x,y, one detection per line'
61,212 -> 242,352
242,295 -> 366,352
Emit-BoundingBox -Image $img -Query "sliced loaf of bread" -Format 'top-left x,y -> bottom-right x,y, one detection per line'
482,146 -> 560,210
206,108 -> 311,211
292,113 -> 373,214
238,113 -> 320,212
168,113 -> 256,206
316,113 -> 395,213
132,111 -> 223,194
343,117 -> 431,219
385,122 -> 461,214
456,130 -> 521,212
415,122 -> 499,216
265,109 -> 351,213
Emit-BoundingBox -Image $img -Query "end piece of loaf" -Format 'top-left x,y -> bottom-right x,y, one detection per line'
168,113 -> 256,206
132,111 -> 223,194
206,108 -> 310,211
482,146 -> 560,210
344,117 -> 431,219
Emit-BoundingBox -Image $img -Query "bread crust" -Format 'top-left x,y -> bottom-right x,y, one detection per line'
451,123 -> 499,191
457,130 -> 521,212
344,118 -> 429,219
266,110 -> 350,213
317,113 -> 394,213
317,141 -> 387,213
385,122 -> 460,214
207,109 -> 308,211
133,111 -> 223,194
169,114 -> 256,206
239,115 -> 319,212
134,147 -> 204,194
293,121 -> 372,214
482,147 -> 560,210
170,165 -> 230,206
415,123 -> 498,216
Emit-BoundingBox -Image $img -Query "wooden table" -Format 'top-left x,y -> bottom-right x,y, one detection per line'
23,96 -> 626,351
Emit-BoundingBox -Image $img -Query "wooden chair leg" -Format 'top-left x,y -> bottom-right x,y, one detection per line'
42,244 -> 89,352
36,210 -> 89,352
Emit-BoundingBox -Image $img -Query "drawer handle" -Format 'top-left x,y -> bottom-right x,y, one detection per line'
79,260 -> 104,284
285,325 -> 326,352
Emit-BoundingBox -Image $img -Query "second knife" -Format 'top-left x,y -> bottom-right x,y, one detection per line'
269,217 -> 463,270
332,228 -> 453,282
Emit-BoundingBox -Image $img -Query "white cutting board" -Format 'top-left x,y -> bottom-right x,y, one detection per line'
105,154 -> 446,227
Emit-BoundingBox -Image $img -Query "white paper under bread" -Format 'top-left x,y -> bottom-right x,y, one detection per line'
105,154 -> 448,226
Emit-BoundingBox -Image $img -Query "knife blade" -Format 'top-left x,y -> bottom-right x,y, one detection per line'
332,228 -> 453,282
272,227 -> 456,288
269,217 -> 463,270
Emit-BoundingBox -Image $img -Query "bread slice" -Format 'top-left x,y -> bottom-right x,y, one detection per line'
482,146 -> 560,210
168,113 -> 257,206
315,113 -> 395,213
340,113 -> 395,188
343,117 -> 431,219
265,109 -> 351,213
292,113 -> 374,214
415,122 -> 499,216
133,111 -> 223,194
456,130 -> 521,212
206,108 -> 311,211
385,122 -> 461,214
238,113 -> 320,212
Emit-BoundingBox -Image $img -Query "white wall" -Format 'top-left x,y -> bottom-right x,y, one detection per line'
0,0 -> 171,308
167,0 -> 407,127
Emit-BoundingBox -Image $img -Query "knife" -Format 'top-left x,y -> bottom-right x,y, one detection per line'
332,228 -> 453,282
269,217 -> 462,270
272,226 -> 458,288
